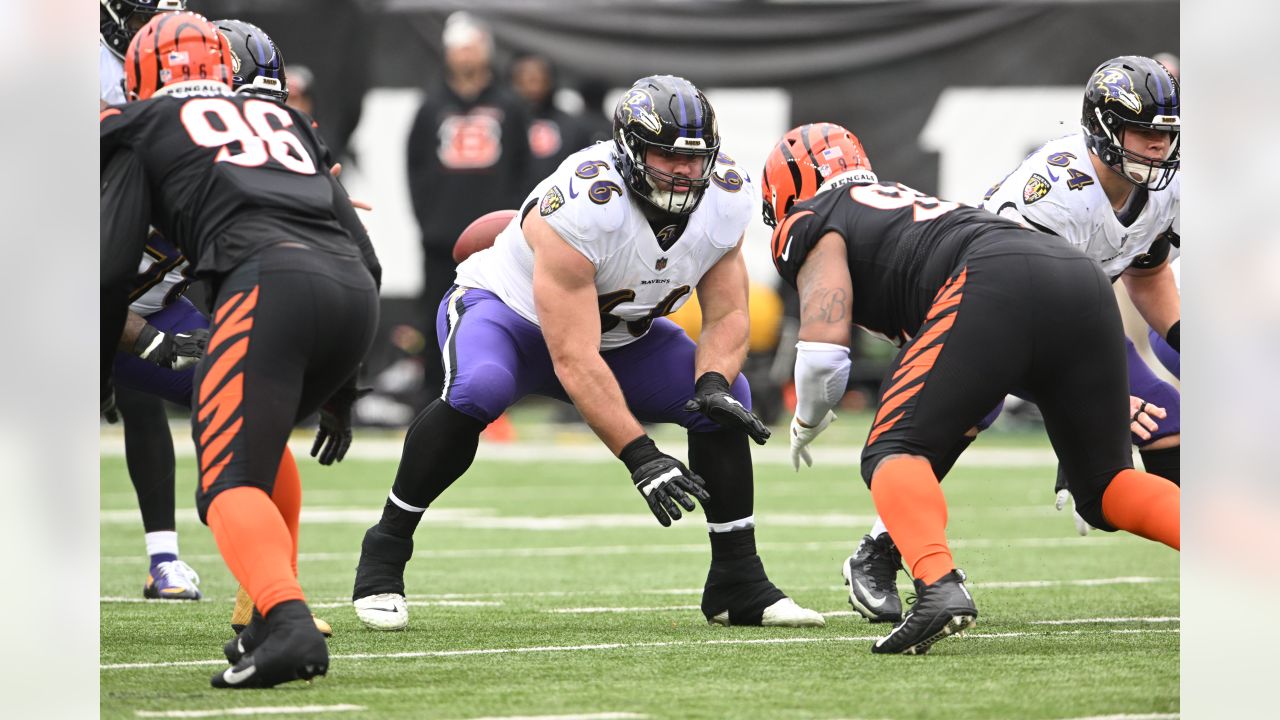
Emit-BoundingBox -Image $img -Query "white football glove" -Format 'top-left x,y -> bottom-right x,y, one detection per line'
790,410 -> 836,471
1054,488 -> 1094,536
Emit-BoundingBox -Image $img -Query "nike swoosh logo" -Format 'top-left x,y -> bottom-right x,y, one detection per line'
221,662 -> 257,685
779,234 -> 795,261
364,605 -> 401,613
568,177 -> 578,199
1045,165 -> 1059,182
854,579 -> 888,608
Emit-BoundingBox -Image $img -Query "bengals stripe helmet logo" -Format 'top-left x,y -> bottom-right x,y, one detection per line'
761,123 -> 872,228
125,11 -> 232,101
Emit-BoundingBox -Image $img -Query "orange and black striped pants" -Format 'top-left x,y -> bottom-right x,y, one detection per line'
193,245 -> 378,521
859,234 -> 1133,530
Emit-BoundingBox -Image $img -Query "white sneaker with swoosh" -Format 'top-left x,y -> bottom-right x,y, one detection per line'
354,592 -> 409,630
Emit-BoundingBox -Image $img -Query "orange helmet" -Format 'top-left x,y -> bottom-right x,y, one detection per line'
125,11 -> 232,101
761,122 -> 873,228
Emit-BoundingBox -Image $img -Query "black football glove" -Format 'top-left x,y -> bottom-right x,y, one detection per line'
683,371 -> 771,444
101,382 -> 119,424
620,435 -> 710,527
133,325 -> 210,371
311,385 -> 371,465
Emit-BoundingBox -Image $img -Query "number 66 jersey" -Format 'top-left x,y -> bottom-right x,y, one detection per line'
455,141 -> 755,350
100,82 -> 376,280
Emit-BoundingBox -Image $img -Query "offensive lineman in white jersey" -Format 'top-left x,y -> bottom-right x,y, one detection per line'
351,75 -> 823,632
100,0 -> 205,601
843,55 -> 1182,623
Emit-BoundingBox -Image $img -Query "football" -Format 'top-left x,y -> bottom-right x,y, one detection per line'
453,209 -> 518,263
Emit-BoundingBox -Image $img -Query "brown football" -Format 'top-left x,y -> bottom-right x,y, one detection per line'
453,209 -> 518,263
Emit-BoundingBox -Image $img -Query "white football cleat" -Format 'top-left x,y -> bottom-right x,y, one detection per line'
354,593 -> 408,631
760,597 -> 826,627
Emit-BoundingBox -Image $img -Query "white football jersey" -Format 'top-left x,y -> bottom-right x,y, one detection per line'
455,142 -> 754,350
981,132 -> 1179,279
101,41 -> 190,316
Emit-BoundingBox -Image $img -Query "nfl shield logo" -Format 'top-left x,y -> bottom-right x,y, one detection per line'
655,257 -> 667,271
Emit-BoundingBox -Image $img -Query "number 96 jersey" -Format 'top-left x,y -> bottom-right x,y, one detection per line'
455,142 -> 756,350
101,84 -> 359,278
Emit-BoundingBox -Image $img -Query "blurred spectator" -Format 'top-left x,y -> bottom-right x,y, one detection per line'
285,64 -> 316,118
404,12 -> 532,405
575,77 -> 614,145
510,52 -> 588,182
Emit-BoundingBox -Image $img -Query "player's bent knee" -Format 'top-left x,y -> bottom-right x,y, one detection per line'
196,475 -> 274,525
450,362 -> 518,423
862,451 -> 929,487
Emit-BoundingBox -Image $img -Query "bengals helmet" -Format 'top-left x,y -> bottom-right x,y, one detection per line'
1082,56 -> 1180,191
100,1 -> 187,60
612,75 -> 720,216
125,12 -> 233,101
214,20 -> 289,103
761,123 -> 874,228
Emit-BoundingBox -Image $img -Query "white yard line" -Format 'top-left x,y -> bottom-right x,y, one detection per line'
547,605 -> 701,614
102,628 -> 1177,671
135,705 -> 365,718
1051,715 -> 1178,720
459,715 -> 646,720
1031,616 -> 1179,625
100,434 -> 1061,467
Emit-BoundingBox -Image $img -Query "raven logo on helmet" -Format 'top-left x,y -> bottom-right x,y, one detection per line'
619,89 -> 664,135
1092,68 -> 1143,115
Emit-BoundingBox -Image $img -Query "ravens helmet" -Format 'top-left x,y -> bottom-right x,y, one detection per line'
612,75 -> 720,216
761,122 -> 875,228
214,19 -> 288,103
1082,56 -> 1180,191
100,0 -> 187,60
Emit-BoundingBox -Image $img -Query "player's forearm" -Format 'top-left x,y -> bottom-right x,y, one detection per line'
551,353 -> 646,455
118,311 -> 150,351
1122,266 -> 1180,337
694,308 -> 749,380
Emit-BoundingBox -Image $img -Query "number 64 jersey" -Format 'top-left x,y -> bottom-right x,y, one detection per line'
100,82 -> 375,280
455,141 -> 755,350
980,132 -> 1179,279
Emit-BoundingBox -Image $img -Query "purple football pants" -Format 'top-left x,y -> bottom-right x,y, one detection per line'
1126,335 -> 1179,444
112,297 -> 208,408
435,286 -> 751,429
1147,326 -> 1181,379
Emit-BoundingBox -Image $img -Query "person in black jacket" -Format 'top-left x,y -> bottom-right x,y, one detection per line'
406,12 -> 531,397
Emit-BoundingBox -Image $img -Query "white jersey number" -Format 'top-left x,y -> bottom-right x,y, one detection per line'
180,98 -> 318,174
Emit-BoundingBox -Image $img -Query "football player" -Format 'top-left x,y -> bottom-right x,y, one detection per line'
764,122 -> 1179,654
351,75 -> 823,632
102,12 -> 381,687
842,56 -> 1181,622
100,0 -> 204,602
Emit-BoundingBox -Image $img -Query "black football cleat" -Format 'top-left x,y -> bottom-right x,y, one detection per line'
842,533 -> 905,623
702,555 -> 825,627
211,601 -> 329,689
224,607 -> 267,665
871,569 -> 977,655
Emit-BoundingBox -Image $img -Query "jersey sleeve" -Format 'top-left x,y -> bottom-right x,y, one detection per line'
707,151 -> 757,249
769,207 -> 822,289
538,158 -> 628,267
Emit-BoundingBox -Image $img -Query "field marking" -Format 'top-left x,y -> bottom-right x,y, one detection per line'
135,705 -> 365,718
99,576 -> 1175,606
310,599 -> 503,609
102,628 -> 1177,671
548,605 -> 701,614
101,433 -> 1065,467
461,714 -> 646,720
99,535 -> 1130,565
1031,616 -> 1179,625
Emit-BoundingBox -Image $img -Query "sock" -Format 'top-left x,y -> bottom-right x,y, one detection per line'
869,455 -> 952,585
709,527 -> 758,563
869,517 -> 889,539
1139,445 -> 1180,487
380,399 -> 485,538
272,447 -> 302,576
145,530 -> 179,567
687,429 -> 754,525
207,486 -> 304,615
1101,468 -> 1180,549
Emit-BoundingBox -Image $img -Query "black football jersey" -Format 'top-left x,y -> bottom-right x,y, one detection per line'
770,180 -> 1018,344
101,84 -> 376,279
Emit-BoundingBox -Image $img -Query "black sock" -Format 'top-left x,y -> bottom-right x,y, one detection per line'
379,399 -> 486,538
709,527 -> 758,563
1139,445 -> 1180,487
687,429 -> 754,525
117,386 -> 177,533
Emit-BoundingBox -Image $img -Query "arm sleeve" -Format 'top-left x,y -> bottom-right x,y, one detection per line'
793,340 -> 852,426
328,171 -> 382,289
101,149 -> 154,391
